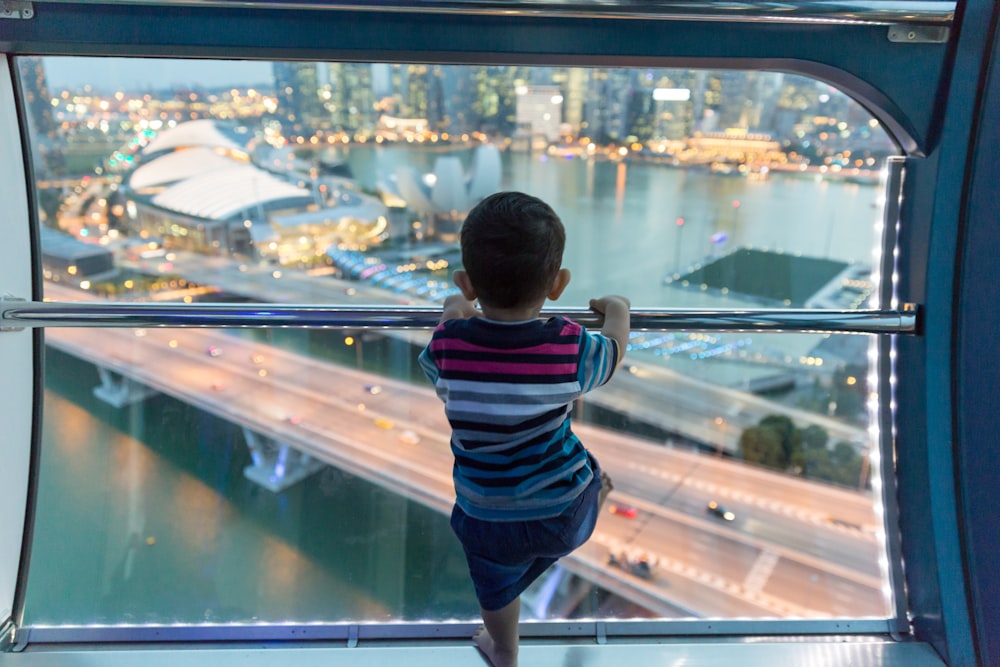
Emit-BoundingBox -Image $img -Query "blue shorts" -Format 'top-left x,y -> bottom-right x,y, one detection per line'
450,457 -> 605,611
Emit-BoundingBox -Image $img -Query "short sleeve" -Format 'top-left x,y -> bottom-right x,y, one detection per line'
417,328 -> 443,384
577,329 -> 620,393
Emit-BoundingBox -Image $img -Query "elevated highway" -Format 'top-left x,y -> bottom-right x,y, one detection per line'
113,250 -> 869,453
42,282 -> 888,620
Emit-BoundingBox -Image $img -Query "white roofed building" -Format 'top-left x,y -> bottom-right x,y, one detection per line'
128,147 -> 247,192
122,120 -> 390,261
140,118 -> 247,158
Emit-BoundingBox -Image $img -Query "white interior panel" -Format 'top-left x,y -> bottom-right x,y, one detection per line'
0,55 -> 35,626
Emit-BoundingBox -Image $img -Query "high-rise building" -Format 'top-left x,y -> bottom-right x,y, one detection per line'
563,68 -> 588,136
470,66 -> 527,135
17,57 -> 59,174
427,66 -> 447,131
624,88 -> 657,143
404,64 -> 429,119
400,65 -> 446,129
272,62 -> 326,135
582,68 -> 633,143
440,65 -> 475,134
327,63 -> 376,134
714,70 -> 763,131
514,85 -> 564,143
648,69 -> 697,140
371,63 -> 392,99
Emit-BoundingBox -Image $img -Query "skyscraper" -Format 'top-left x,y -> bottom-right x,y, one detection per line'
563,68 -> 588,136
470,66 -> 528,135
402,64 -> 446,129
440,65 -> 475,134
327,63 -> 376,134
272,62 -> 326,135
515,85 -> 564,143
17,57 -> 58,174
582,68 -> 633,143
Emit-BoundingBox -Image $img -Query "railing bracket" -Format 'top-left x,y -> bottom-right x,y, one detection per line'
0,619 -> 13,651
0,618 -> 25,652
0,1 -> 33,20
0,295 -> 25,332
888,24 -> 948,43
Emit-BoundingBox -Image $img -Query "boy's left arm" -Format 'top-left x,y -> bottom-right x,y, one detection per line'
439,294 -> 480,323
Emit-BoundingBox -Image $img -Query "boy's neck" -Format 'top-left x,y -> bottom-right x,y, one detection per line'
479,300 -> 545,322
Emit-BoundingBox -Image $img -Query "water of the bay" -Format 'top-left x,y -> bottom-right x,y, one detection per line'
26,147 -> 885,625
344,146 -> 881,308
345,146 -> 883,386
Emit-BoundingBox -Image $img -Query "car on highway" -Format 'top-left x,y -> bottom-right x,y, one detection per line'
207,345 -> 222,357
364,384 -> 383,395
608,503 -> 638,519
707,500 -> 736,521
211,380 -> 225,391
399,430 -> 420,445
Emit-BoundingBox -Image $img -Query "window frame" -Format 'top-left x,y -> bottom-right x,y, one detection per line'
0,0 -> 971,653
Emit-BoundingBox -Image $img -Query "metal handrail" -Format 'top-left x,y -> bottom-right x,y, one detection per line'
0,298 -> 919,334
44,0 -> 956,26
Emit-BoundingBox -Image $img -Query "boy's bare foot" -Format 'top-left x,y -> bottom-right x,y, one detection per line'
473,625 -> 518,667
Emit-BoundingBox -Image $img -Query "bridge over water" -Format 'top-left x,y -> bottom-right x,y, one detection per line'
113,250 -> 868,453
40,282 -> 886,620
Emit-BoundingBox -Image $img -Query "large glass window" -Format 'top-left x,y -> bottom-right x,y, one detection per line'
20,56 -> 898,627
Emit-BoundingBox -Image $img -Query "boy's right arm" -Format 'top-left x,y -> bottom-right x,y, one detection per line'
589,295 -> 631,364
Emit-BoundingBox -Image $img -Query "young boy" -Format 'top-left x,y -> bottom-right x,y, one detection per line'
417,191 -> 630,667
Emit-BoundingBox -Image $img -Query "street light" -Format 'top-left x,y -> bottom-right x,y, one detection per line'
714,416 -> 727,457
675,216 -> 685,271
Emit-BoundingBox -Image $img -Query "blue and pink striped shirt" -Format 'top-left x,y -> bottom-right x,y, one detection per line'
418,316 -> 620,521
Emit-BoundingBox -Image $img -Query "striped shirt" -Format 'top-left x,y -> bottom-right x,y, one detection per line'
418,316 -> 620,521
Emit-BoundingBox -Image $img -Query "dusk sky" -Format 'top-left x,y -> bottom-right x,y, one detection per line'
42,56 -> 274,91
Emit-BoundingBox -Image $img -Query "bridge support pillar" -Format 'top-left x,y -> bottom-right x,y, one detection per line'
242,428 -> 324,493
93,366 -> 158,407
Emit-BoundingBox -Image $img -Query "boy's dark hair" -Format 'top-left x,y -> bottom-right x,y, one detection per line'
460,191 -> 566,309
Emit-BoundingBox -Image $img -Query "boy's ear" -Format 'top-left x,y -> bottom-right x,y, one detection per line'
453,270 -> 477,301
547,268 -> 571,301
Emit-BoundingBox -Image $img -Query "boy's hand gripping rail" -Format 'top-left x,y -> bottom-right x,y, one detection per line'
0,296 -> 920,334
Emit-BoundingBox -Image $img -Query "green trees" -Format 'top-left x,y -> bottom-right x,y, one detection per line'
739,414 -> 868,489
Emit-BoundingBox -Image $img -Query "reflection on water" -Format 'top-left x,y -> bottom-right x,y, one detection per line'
26,349 -> 476,625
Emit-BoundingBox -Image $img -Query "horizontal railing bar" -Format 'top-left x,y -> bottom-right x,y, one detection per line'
17,617 -> 899,644
1,299 -> 919,334
41,0 -> 956,26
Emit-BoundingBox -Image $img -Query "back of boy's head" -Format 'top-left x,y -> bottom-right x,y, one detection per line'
460,191 -> 565,309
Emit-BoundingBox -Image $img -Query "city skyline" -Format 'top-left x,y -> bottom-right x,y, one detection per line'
37,56 -> 883,141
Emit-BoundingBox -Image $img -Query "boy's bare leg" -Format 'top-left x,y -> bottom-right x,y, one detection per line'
474,597 -> 520,667
598,469 -> 614,510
